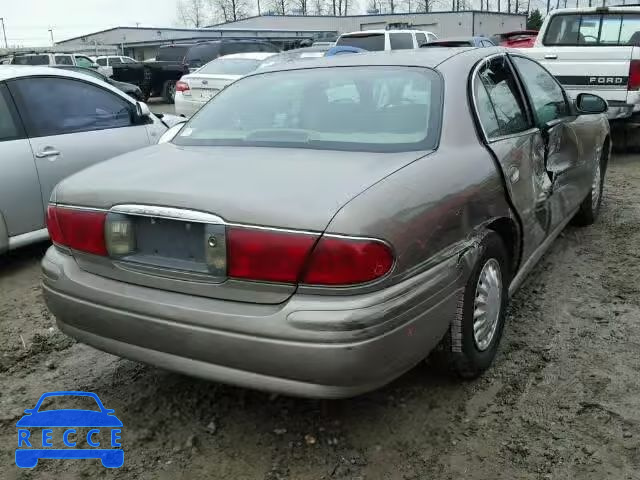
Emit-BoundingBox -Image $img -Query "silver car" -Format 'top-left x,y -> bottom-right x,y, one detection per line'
41,48 -> 610,398
0,66 -> 168,253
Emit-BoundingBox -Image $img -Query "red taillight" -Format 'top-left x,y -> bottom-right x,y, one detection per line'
176,80 -> 190,92
227,227 -> 394,286
629,60 -> 640,91
46,205 -> 107,256
227,227 -> 318,283
302,236 -> 394,285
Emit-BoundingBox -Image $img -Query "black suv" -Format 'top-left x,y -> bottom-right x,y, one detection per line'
143,40 -> 280,103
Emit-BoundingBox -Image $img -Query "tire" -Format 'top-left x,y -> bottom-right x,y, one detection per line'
162,80 -> 176,104
573,147 -> 606,226
438,232 -> 510,379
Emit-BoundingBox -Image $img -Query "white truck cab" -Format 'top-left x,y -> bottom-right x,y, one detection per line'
525,6 -> 640,122
336,29 -> 438,51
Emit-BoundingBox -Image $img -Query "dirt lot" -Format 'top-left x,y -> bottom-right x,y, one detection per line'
1,155 -> 639,480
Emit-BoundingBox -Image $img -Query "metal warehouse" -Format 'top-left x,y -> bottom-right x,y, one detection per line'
54,11 -> 526,60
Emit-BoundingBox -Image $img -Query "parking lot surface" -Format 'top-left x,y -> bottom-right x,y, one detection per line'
0,155 -> 639,479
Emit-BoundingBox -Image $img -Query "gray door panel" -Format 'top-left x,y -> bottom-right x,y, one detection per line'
29,126 -> 151,208
0,139 -> 44,236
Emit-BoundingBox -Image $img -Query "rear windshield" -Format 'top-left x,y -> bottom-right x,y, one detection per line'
544,13 -> 640,46
13,55 -> 49,65
157,46 -> 190,61
198,58 -> 260,75
174,66 -> 442,153
336,33 -> 385,51
185,43 -> 221,65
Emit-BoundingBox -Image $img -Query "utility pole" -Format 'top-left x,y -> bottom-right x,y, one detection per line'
257,0 -> 261,15
546,0 -> 551,12
0,18 -> 7,49
48,28 -> 54,45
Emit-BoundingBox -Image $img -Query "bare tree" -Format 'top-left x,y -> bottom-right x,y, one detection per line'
293,0 -> 309,13
415,0 -> 438,11
269,0 -> 289,13
313,0 -> 328,13
366,0 -> 380,11
176,0 -> 208,27
212,0 -> 250,21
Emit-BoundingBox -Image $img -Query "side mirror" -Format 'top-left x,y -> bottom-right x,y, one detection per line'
158,122 -> 186,144
136,101 -> 151,118
575,93 -> 608,114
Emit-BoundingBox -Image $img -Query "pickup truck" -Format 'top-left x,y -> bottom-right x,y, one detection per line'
524,6 -> 640,148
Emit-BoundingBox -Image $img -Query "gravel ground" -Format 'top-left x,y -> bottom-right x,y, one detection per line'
1,154 -> 639,480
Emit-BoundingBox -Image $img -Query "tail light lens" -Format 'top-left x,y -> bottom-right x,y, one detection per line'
227,227 -> 318,283
46,205 -> 107,256
227,227 -> 394,286
176,81 -> 190,95
629,60 -> 640,90
302,236 -> 394,285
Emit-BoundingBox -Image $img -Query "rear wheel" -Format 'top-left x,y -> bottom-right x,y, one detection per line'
162,80 -> 176,104
438,232 -> 510,378
573,147 -> 606,226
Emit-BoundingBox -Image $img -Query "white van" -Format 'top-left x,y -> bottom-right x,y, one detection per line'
335,30 -> 438,51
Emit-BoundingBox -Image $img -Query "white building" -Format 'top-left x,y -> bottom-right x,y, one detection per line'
54,11 -> 526,60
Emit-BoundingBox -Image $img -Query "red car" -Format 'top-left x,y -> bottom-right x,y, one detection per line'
490,30 -> 538,48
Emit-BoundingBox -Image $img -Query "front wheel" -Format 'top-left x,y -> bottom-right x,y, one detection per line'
573,150 -> 606,226
438,232 -> 510,378
162,80 -> 176,104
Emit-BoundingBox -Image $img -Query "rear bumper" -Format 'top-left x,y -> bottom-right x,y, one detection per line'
42,247 -> 464,398
174,94 -> 204,117
606,100 -> 635,121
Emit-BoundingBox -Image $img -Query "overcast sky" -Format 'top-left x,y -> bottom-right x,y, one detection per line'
1,0 -> 180,47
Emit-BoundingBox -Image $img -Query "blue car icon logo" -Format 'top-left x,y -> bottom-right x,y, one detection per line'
16,391 -> 123,468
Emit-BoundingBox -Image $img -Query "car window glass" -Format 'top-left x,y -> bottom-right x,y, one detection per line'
474,77 -> 501,138
545,13 -> 640,45
477,57 -> 529,136
416,32 -> 427,45
55,55 -> 73,65
620,15 -> 640,44
599,15 -> 622,44
427,33 -> 438,42
512,56 -> 568,125
110,57 -> 123,65
75,56 -> 94,67
15,77 -> 133,137
0,87 -> 20,141
96,58 -> 107,66
390,33 -> 414,49
122,57 -> 137,63
336,33 -> 385,51
175,66 -> 442,153
14,55 -> 49,65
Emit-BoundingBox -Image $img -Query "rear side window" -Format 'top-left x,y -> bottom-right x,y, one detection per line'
0,85 -> 22,141
544,13 -> 640,46
13,55 -> 50,65
415,32 -> 427,46
96,58 -> 107,66
336,33 -> 385,51
476,56 -> 530,136
474,79 -> 501,138
157,46 -> 190,61
110,57 -> 123,65
186,44 -> 220,64
75,56 -> 94,68
55,55 -> 74,65
12,77 -> 133,137
390,33 -> 414,50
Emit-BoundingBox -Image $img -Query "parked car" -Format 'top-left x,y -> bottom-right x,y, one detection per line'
0,66 -> 168,254
175,52 -> 277,117
490,30 -> 538,48
53,65 -> 144,100
335,29 -> 438,51
523,6 -> 640,148
143,40 -> 280,104
422,36 -> 496,47
42,48 -> 609,399
11,52 -> 98,68
256,45 -> 332,70
94,55 -> 139,77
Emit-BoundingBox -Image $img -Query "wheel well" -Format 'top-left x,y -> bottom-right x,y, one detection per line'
486,217 -> 520,278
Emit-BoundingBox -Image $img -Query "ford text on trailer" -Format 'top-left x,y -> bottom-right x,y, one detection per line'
524,6 -> 640,148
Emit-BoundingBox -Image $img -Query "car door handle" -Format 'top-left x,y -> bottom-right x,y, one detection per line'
35,149 -> 61,158
544,54 -> 558,59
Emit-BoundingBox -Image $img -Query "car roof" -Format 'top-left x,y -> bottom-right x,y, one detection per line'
340,29 -> 428,35
0,65 -> 134,97
218,52 -> 277,60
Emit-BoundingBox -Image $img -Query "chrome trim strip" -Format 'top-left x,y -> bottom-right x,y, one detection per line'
110,204 -> 225,224
8,228 -> 49,250
225,222 -> 320,236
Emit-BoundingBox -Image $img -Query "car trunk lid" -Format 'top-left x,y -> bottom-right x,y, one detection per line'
184,74 -> 239,102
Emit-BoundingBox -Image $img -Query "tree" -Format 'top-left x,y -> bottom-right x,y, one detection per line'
415,0 -> 439,11
269,0 -> 289,14
176,0 -> 208,27
292,0 -> 309,13
527,8 -> 543,30
213,0 -> 250,21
